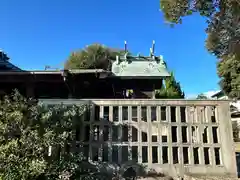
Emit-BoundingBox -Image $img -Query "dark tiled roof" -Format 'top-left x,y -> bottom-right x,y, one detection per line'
0,51 -> 21,71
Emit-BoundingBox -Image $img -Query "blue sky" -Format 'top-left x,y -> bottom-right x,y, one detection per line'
1,0 -> 220,97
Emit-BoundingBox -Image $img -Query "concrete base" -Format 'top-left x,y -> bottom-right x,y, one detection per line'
138,178 -> 173,180
139,175 -> 238,180
183,175 -> 238,180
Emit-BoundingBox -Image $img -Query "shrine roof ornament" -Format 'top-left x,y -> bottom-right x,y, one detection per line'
111,41 -> 170,77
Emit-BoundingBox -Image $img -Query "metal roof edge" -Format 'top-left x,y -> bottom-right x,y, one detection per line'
0,69 -> 112,75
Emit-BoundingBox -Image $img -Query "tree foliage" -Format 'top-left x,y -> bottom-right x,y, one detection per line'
0,90 -> 87,180
196,93 -> 208,99
160,0 -> 240,99
156,72 -> 185,99
64,44 -> 126,70
232,121 -> 240,142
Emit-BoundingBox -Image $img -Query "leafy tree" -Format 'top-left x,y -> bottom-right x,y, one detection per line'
232,121 -> 240,142
196,93 -> 208,99
156,72 -> 185,99
0,90 -> 87,180
64,44 -> 126,70
160,0 -> 240,99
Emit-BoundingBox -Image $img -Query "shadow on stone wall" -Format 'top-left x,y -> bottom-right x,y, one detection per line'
67,105 -> 174,180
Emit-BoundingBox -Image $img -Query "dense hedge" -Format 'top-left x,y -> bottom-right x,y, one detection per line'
0,91 -> 86,180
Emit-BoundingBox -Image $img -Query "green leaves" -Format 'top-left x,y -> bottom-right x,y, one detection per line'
196,93 -> 208,99
232,121 -> 240,142
218,54 -> 240,98
0,91 -> 87,180
160,0 -> 189,24
160,0 -> 240,99
64,44 -> 125,70
156,72 -> 184,99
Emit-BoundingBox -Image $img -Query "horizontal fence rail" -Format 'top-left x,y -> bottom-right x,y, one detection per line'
39,99 -> 231,106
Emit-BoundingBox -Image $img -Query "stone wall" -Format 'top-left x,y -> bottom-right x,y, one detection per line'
40,99 -> 238,179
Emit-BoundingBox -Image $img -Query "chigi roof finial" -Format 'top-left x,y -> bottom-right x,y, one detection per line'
152,40 -> 155,56
124,41 -> 127,53
149,40 -> 155,58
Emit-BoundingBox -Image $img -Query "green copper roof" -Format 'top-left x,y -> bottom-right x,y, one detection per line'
111,55 -> 170,77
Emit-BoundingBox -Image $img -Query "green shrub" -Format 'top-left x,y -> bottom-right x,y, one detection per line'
0,90 -> 87,180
